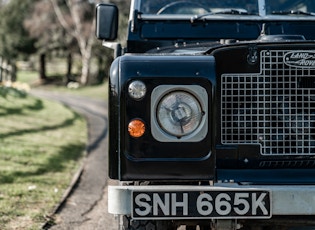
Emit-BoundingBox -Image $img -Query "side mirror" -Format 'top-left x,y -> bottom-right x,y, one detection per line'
96,3 -> 118,41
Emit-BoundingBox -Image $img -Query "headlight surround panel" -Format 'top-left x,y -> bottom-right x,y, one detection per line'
123,77 -> 212,161
151,85 -> 208,142
112,55 -> 216,180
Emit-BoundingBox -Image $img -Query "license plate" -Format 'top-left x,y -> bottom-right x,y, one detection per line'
132,190 -> 271,219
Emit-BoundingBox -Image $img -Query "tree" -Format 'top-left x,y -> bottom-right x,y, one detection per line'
50,0 -> 98,85
24,0 -> 75,81
0,0 -> 37,57
0,0 -> 37,81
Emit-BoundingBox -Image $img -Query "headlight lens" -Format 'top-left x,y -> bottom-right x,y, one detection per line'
151,85 -> 208,142
157,91 -> 202,137
128,80 -> 146,100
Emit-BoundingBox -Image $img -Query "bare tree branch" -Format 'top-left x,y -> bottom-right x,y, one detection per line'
50,0 -> 76,38
49,0 -> 97,85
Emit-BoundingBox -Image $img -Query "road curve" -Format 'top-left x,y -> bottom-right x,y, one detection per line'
30,89 -> 118,230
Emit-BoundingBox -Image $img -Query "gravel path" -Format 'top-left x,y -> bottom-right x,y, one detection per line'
30,89 -> 118,230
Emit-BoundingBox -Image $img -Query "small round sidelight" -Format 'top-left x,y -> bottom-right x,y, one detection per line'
128,80 -> 147,100
128,119 -> 146,138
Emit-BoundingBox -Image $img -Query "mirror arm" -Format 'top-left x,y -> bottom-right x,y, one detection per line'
102,42 -> 122,58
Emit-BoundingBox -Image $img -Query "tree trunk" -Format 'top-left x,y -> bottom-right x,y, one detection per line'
0,57 -> 3,82
66,53 -> 73,83
78,34 -> 93,85
80,50 -> 91,85
11,63 -> 17,82
51,0 -> 95,85
39,53 -> 47,81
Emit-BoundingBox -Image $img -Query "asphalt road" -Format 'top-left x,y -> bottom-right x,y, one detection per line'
30,89 -> 118,230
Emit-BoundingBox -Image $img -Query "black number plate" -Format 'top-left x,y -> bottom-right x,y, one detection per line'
132,190 -> 271,219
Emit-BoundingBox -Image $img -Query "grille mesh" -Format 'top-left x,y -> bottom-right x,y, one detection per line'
221,50 -> 315,155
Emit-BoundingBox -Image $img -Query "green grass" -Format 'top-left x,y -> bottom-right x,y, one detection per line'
0,86 -> 87,229
16,70 -> 37,86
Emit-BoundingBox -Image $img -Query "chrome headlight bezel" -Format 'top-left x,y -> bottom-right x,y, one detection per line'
151,85 -> 208,142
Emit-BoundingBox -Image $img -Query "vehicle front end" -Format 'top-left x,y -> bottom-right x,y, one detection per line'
96,0 -> 315,229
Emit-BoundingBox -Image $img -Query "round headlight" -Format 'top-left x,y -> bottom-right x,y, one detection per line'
128,80 -> 146,100
156,91 -> 202,137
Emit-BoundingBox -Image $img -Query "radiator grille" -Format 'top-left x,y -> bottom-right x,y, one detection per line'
221,50 -> 315,155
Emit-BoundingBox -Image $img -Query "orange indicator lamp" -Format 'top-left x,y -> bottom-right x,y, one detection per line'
128,119 -> 146,138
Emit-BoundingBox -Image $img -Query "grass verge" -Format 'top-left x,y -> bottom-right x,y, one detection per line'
0,86 -> 87,230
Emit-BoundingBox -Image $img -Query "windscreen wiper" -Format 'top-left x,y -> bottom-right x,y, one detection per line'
191,9 -> 256,23
271,10 -> 315,16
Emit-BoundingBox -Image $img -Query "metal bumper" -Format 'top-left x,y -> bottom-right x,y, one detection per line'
108,184 -> 315,216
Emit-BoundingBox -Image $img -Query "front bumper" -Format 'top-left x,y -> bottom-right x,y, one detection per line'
108,184 -> 315,216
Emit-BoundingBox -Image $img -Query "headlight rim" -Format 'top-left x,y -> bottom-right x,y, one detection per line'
151,84 -> 208,142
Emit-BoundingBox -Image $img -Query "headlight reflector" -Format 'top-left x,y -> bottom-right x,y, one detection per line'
157,91 -> 202,137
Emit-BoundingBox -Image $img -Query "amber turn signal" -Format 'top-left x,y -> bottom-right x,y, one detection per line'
128,119 -> 145,138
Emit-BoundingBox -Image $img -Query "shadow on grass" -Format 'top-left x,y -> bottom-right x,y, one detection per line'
0,87 -> 27,99
0,112 -> 81,139
36,143 -> 84,174
0,96 -> 85,183
0,143 -> 85,184
26,98 -> 44,111
0,97 -> 44,116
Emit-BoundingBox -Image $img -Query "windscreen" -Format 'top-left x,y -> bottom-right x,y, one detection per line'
140,0 -> 258,15
265,0 -> 315,14
139,0 -> 315,16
